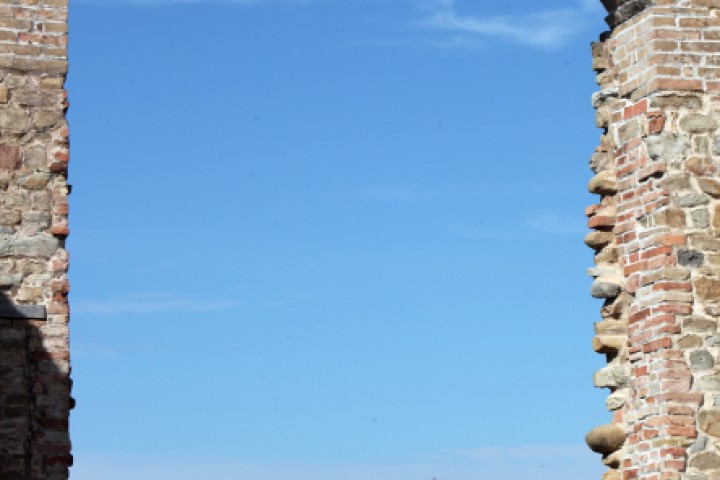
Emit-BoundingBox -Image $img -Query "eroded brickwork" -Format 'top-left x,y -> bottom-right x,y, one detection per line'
0,0 -> 71,479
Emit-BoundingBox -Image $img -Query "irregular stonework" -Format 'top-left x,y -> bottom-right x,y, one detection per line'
0,1 -> 71,479
587,1 -> 720,479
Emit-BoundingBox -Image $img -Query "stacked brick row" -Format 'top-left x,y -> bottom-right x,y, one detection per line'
0,0 -> 71,479
586,1 -> 720,479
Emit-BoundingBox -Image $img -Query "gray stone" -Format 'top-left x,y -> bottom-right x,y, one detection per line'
22,145 -> 46,170
681,114 -> 718,133
675,193 -> 709,208
33,110 -> 62,130
0,273 -> 21,286
691,436 -> 708,454
0,234 -> 59,258
651,94 -> 702,110
591,280 -> 622,299
684,318 -> 717,332
691,350 -> 715,371
18,173 -> 51,190
0,107 -> 31,132
0,303 -> 45,319
679,250 -> 705,267
693,209 -> 711,228
591,88 -> 619,108
646,134 -> 691,160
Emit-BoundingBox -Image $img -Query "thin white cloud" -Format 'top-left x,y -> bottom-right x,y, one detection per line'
416,0 -> 602,49
74,292 -> 242,315
527,212 -> 585,235
446,220 -> 518,241
71,446 -> 603,480
75,0 -> 309,5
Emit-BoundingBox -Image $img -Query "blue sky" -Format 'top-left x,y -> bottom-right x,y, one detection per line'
67,0 -> 610,478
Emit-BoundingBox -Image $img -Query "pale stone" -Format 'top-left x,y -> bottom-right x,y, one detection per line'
585,424 -> 626,454
691,452 -> 720,471
18,173 -> 51,190
0,107 -> 31,132
695,374 -> 720,391
700,411 -> 720,437
588,170 -> 618,195
695,277 -> 720,301
584,231 -> 613,250
683,318 -> 717,332
601,470 -> 621,480
606,389 -> 628,411
679,335 -> 704,348
594,365 -> 629,388
595,319 -> 627,335
682,114 -> 718,133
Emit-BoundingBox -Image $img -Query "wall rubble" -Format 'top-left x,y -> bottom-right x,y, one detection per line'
0,0 -> 71,479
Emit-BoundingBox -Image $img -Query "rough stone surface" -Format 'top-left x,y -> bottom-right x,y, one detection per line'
0,2 -> 72,479
585,3 -> 720,479
586,424 -> 626,454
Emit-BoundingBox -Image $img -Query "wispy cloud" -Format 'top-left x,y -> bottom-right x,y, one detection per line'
415,0 -> 602,49
72,445 -> 603,480
75,0 -> 310,5
446,220 -> 518,241
74,292 -> 241,315
526,212 -> 585,235
355,186 -> 479,203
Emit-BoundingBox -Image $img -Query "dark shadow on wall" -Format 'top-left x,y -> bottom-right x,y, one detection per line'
0,292 -> 72,480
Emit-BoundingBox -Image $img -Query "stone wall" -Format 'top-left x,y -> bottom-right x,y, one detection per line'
0,0 -> 71,479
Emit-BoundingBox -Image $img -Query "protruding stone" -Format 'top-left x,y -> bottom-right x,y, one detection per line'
593,335 -> 626,354
594,364 -> 629,389
595,319 -> 627,335
591,279 -> 622,299
601,470 -> 621,480
585,424 -> 626,455
606,389 -> 628,411
585,231 -> 614,250
588,170 -> 618,195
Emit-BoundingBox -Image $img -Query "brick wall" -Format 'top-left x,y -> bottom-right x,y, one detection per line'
587,1 -> 720,479
0,0 -> 71,479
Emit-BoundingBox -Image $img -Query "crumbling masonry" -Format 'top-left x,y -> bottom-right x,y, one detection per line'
0,1 -> 71,479
587,0 -> 720,479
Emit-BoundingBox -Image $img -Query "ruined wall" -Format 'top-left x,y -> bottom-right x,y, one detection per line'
0,0 -> 71,479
